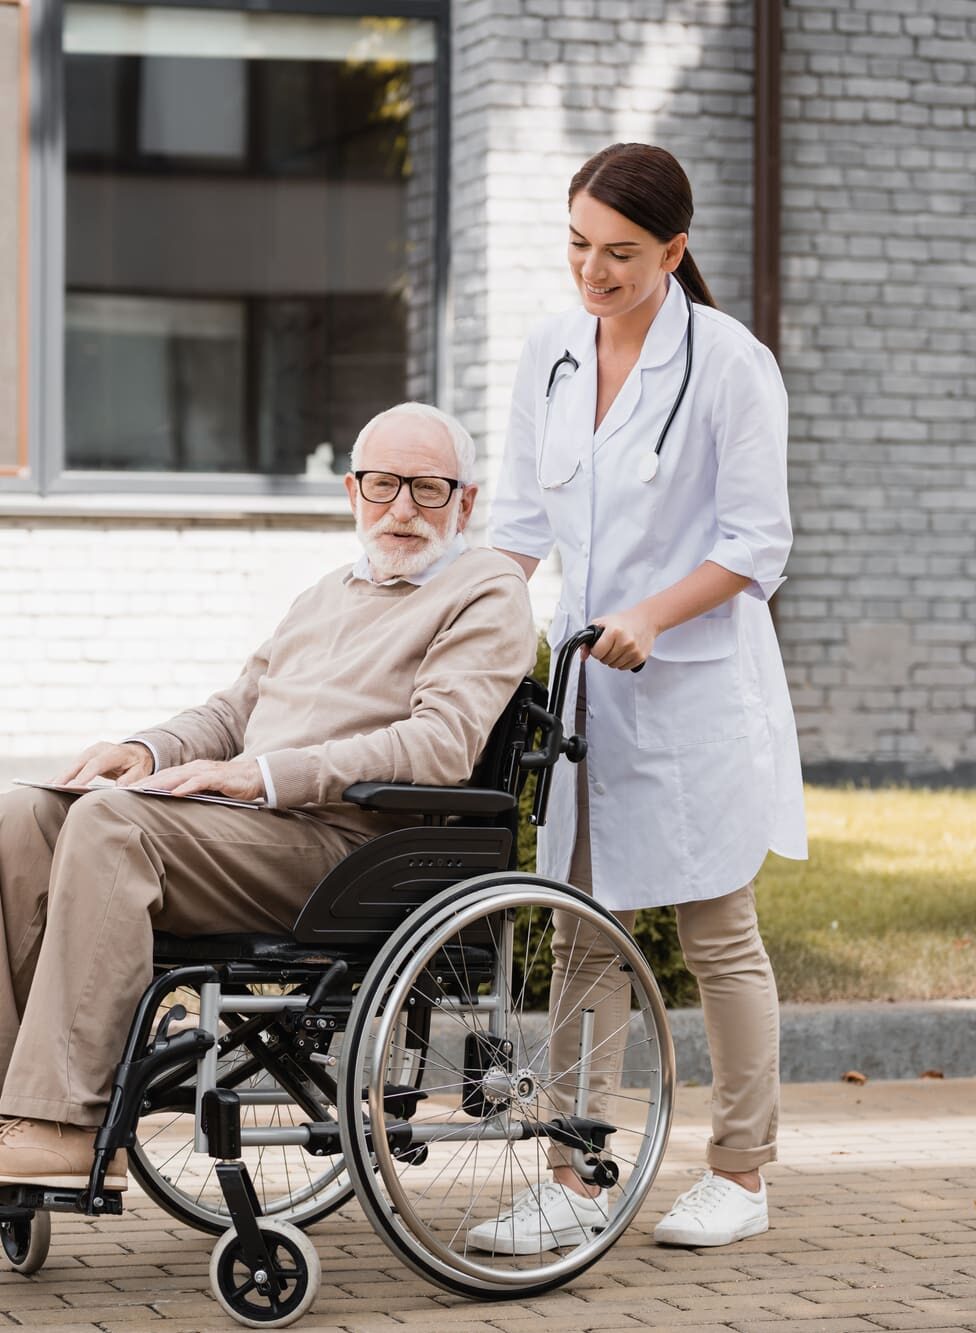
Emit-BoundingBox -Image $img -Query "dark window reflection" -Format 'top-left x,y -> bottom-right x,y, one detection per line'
63,13 -> 438,478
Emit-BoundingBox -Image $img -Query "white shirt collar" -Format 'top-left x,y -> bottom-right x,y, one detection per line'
350,531 -> 468,587
565,272 -> 689,370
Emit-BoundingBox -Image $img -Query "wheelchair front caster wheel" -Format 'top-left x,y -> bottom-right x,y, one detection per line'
1,1210 -> 51,1275
210,1218 -> 320,1328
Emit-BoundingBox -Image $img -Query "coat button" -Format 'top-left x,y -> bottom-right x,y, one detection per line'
593,782 -> 606,795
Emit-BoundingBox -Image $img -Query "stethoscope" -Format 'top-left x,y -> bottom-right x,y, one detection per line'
538,286 -> 695,489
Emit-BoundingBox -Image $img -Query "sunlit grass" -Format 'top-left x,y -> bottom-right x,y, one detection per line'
756,787 -> 976,1002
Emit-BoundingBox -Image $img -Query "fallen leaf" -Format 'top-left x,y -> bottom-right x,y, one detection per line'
842,1070 -> 868,1085
920,1069 -> 944,1079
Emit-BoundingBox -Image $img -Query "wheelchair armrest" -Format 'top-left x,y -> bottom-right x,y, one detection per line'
342,781 -> 516,817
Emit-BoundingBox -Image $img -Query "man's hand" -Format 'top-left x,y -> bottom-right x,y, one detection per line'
54,742 -> 154,788
134,758 -> 265,803
586,606 -> 658,672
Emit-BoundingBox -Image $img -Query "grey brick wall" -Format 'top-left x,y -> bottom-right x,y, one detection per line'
449,0 -> 758,623
0,8 -> 20,472
405,60 -> 438,405
450,0 -> 757,491
450,0 -> 976,780
778,0 -> 976,780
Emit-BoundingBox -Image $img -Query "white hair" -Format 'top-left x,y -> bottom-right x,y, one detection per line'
350,402 -> 476,484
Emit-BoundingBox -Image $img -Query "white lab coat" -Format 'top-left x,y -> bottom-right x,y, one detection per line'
490,275 -> 807,910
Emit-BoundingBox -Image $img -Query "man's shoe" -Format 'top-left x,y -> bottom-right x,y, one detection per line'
654,1170 -> 767,1247
0,1118 -> 127,1190
466,1180 -> 608,1255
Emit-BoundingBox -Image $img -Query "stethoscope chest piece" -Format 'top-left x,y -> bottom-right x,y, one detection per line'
638,451 -> 660,483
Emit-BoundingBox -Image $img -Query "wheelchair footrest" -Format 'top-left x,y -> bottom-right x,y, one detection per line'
546,1115 -> 618,1154
0,1186 -> 124,1216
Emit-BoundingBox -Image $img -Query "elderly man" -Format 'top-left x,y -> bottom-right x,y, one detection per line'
0,402 -> 536,1189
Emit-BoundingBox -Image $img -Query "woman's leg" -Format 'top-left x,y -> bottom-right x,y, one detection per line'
546,671 -> 636,1171
652,883 -> 777,1247
466,675 -> 636,1253
674,883 -> 780,1177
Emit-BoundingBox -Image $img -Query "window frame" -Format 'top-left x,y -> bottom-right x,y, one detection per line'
19,0 -> 450,498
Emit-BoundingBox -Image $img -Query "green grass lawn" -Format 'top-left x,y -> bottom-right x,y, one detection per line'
756,787 -> 976,1003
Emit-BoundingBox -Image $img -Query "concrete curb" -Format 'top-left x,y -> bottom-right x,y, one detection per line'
668,998 -> 976,1084
431,1000 -> 976,1087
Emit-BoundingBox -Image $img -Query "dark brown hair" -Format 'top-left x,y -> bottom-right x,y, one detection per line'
568,144 -> 717,308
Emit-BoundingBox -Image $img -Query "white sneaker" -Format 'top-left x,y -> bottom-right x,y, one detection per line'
654,1170 -> 768,1247
466,1180 -> 609,1255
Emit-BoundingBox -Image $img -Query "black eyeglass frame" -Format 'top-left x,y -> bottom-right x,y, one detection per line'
354,470 -> 463,509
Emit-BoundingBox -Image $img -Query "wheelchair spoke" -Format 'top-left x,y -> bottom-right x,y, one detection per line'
341,883 -> 673,1298
536,987 -> 642,1083
133,979 -> 355,1233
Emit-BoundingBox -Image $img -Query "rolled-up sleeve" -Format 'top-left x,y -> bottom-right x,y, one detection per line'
488,336 -> 556,560
705,342 -> 793,601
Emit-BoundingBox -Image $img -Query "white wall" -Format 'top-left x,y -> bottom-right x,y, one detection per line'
0,521 -> 361,763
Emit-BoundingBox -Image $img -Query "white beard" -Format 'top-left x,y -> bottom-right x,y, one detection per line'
356,504 -> 457,580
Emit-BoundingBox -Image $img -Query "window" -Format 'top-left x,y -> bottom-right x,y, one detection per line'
21,0 -> 446,494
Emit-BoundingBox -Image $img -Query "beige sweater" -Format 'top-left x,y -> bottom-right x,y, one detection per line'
138,548 -> 537,835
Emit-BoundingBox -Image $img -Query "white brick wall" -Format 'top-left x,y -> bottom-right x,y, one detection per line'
0,522 -> 361,762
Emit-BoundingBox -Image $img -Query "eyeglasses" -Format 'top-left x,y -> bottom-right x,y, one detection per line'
354,471 -> 462,510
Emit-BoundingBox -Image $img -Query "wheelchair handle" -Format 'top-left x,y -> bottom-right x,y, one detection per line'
548,624 -> 645,728
524,624 -> 642,828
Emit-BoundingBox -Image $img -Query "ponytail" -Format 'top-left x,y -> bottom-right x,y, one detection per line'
675,248 -> 717,309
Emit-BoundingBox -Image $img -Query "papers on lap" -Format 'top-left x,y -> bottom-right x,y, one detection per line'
12,778 -> 265,810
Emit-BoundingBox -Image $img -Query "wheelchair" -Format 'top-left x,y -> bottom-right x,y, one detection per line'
0,627 -> 675,1327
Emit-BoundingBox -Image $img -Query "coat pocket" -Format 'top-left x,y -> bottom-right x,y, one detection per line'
634,652 -> 750,752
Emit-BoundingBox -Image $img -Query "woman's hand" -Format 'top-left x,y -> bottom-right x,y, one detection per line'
586,565 -> 751,671
587,606 -> 658,671
133,758 -> 265,802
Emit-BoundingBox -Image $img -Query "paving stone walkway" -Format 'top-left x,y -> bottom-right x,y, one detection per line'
0,1078 -> 973,1332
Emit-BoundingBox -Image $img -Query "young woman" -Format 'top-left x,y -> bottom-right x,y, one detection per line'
484,143 -> 807,1252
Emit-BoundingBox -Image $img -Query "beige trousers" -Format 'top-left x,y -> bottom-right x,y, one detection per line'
0,784 -> 361,1126
547,679 -> 780,1173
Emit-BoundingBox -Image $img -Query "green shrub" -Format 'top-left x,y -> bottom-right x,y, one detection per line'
514,633 -> 697,1009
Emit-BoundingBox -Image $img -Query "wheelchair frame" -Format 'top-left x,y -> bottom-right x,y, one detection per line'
0,628 -> 676,1327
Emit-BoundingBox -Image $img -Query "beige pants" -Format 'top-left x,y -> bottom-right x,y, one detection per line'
0,784 -> 361,1126
547,680 -> 780,1173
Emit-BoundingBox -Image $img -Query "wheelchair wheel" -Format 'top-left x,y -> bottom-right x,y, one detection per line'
210,1218 -> 320,1328
131,983 -> 360,1234
0,1209 -> 51,1275
339,875 -> 674,1299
